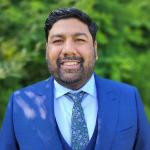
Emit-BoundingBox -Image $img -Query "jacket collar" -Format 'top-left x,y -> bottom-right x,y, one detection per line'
94,74 -> 120,149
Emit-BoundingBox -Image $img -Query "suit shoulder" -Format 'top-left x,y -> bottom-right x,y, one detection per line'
95,75 -> 136,93
104,78 -> 134,89
13,78 -> 51,95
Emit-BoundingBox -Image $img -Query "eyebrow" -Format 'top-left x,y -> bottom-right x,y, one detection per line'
50,34 -> 63,39
74,32 -> 88,38
49,32 -> 88,39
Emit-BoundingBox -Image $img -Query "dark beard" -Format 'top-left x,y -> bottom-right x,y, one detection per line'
58,66 -> 84,84
57,56 -> 84,85
59,75 -> 82,84
47,56 -> 95,89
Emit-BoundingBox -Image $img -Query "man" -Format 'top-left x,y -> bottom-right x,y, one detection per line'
0,8 -> 150,150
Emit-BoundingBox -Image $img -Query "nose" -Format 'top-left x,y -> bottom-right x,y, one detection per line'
61,39 -> 78,57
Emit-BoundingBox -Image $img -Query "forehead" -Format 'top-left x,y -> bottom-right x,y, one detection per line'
49,18 -> 90,36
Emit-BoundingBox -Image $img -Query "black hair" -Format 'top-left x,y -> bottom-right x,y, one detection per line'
44,7 -> 97,42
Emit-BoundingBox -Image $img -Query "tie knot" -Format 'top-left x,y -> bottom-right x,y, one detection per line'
65,91 -> 86,103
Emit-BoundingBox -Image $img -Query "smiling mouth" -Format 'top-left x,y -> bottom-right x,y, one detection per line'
61,60 -> 80,66
57,57 -> 83,69
60,60 -> 81,70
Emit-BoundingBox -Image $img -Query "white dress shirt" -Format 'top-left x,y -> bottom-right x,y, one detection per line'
54,74 -> 98,146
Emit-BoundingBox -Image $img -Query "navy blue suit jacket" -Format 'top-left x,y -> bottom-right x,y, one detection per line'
0,75 -> 150,150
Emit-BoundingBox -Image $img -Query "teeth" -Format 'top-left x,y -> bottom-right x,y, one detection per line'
63,62 -> 78,65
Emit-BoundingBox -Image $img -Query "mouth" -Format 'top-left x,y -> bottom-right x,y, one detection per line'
61,60 -> 80,65
57,57 -> 83,71
60,60 -> 81,69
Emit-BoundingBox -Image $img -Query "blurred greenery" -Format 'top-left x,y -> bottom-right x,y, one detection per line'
0,0 -> 150,126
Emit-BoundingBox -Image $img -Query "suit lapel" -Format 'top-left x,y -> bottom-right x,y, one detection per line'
32,75 -> 119,149
33,77 -> 63,150
94,75 -> 120,150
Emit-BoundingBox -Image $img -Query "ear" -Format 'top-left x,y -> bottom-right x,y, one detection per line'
45,42 -> 48,60
94,41 -> 98,60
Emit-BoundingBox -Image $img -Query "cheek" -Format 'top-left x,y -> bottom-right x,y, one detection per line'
79,48 -> 96,62
46,47 -> 60,64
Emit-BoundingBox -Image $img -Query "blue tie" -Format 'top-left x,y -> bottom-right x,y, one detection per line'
65,91 -> 89,150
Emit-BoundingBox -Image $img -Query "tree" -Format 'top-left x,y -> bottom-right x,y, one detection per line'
0,0 -> 150,126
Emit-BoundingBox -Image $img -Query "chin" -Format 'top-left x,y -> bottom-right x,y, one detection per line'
60,73 -> 82,84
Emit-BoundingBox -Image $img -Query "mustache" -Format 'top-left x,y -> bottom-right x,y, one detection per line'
57,56 -> 84,66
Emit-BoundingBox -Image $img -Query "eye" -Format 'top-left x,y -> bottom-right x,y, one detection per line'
75,38 -> 85,43
52,39 -> 63,44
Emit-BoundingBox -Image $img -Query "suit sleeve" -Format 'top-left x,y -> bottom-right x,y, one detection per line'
0,93 -> 19,150
134,88 -> 150,150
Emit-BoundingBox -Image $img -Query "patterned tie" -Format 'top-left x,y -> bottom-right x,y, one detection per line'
65,91 -> 89,150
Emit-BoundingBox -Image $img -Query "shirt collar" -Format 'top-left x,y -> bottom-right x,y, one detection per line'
54,74 -> 96,99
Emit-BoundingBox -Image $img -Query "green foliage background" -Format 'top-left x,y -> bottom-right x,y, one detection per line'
0,0 -> 150,126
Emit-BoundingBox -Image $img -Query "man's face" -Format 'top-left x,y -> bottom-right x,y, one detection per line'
46,18 -> 97,89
